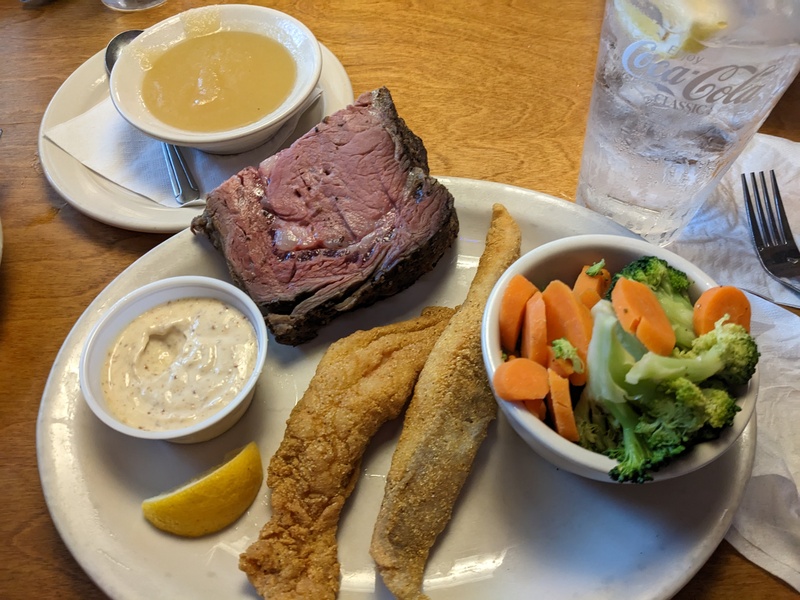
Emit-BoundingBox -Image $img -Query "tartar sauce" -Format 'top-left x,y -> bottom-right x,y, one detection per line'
101,297 -> 258,431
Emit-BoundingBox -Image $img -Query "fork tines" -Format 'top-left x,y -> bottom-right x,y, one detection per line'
742,170 -> 800,282
742,171 -> 793,249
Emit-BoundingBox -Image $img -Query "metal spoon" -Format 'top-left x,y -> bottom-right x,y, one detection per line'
105,29 -> 200,205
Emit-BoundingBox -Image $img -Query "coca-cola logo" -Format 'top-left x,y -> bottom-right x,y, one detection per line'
621,39 -> 779,105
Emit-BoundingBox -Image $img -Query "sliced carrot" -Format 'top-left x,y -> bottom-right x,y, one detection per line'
520,291 -> 548,366
693,286 -> 752,335
545,369 -> 580,442
611,277 -> 676,356
547,346 -> 586,386
549,338 -> 588,386
546,345 -> 575,379
575,288 -> 602,311
524,398 -> 547,420
541,280 -> 593,386
498,274 -> 539,353
567,367 -> 586,387
573,264 -> 611,310
492,357 -> 549,402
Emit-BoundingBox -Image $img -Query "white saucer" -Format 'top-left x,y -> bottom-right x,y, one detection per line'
38,43 -> 354,234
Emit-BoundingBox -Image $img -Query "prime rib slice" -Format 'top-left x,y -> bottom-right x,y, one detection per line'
191,87 -> 459,345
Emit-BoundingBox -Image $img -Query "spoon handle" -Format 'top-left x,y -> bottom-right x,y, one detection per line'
161,143 -> 200,204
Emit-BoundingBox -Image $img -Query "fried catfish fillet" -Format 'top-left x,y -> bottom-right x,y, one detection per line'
239,306 -> 455,599
370,204 -> 521,600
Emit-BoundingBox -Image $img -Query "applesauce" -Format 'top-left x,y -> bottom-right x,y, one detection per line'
141,30 -> 297,132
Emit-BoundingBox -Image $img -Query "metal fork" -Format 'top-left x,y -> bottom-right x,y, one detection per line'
741,170 -> 800,294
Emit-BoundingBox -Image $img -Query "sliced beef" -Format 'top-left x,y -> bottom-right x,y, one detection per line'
191,87 -> 459,345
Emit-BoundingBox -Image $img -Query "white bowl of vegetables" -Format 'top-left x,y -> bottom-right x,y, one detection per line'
481,234 -> 759,483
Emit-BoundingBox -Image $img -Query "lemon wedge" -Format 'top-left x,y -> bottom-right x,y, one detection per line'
615,0 -> 727,54
681,10 -> 727,53
142,442 -> 263,537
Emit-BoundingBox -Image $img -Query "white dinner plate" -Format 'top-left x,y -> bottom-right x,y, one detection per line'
36,178 -> 755,600
38,43 -> 354,233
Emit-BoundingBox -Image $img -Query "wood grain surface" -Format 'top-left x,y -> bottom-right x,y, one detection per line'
0,1 -> 798,598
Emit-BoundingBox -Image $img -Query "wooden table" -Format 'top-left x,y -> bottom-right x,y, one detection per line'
1,1 -> 797,598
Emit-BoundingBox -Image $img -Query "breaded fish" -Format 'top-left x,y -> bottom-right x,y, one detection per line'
239,306 -> 455,600
370,204 -> 521,600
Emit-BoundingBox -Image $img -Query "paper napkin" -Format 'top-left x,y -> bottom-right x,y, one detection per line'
43,92 -> 321,208
726,293 -> 800,592
667,134 -> 800,591
669,134 -> 800,308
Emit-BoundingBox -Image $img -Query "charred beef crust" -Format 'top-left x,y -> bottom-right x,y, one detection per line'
191,87 -> 458,345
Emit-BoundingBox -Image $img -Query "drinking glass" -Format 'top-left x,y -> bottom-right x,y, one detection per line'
101,0 -> 166,11
575,0 -> 800,246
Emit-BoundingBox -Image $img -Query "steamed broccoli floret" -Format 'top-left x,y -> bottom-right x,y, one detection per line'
698,382 -> 741,429
635,377 -> 707,443
634,377 -> 738,443
574,393 -> 620,452
575,300 -> 751,484
625,319 -> 759,387
579,301 -> 670,483
585,259 -> 606,277
609,256 -> 696,349
551,338 -> 585,373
